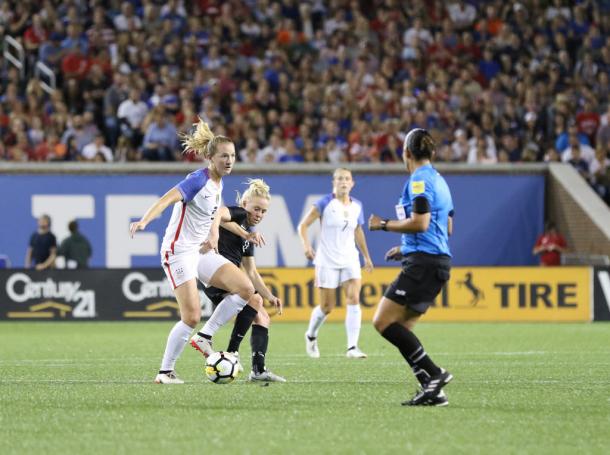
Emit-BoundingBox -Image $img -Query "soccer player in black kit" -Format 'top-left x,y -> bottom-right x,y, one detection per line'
200,178 -> 286,382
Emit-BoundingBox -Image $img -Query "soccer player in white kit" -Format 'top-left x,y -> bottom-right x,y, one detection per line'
298,168 -> 374,359
130,119 -> 264,384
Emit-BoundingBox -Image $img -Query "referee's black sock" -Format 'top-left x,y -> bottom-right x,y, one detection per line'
381,322 -> 441,379
226,304 -> 258,353
250,324 -> 269,374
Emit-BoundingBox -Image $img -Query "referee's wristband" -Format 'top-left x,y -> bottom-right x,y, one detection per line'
381,219 -> 389,231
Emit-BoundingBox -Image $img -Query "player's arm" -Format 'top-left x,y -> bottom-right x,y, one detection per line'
221,220 -> 265,247
298,206 -> 320,260
354,225 -> 374,272
129,187 -> 182,237
242,256 -> 282,315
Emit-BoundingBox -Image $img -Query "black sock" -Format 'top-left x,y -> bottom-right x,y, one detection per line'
381,322 -> 441,378
251,325 -> 269,374
227,304 -> 258,353
197,332 -> 212,340
159,370 -> 172,374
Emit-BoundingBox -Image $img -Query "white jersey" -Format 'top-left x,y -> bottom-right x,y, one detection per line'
161,168 -> 222,255
313,193 -> 364,268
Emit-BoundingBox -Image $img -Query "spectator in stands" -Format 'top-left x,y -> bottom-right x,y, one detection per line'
258,133 -> 286,163
278,138 -> 304,163
561,133 -> 596,167
533,221 -> 567,266
556,122 -> 591,154
0,0 -> 606,212
114,2 -> 142,32
81,133 -> 113,162
58,220 -> 92,269
117,88 -> 148,147
141,107 -> 178,161
450,129 -> 468,161
239,138 -> 260,163
592,144 -> 610,204
447,1 -> 478,31
38,32 -> 64,70
25,214 -> 57,270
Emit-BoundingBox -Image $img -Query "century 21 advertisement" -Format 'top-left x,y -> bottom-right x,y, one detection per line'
0,267 -> 591,322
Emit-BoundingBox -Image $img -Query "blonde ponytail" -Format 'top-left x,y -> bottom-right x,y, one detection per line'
236,178 -> 271,205
180,117 -> 232,159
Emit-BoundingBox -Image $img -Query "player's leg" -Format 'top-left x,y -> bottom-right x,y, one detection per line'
305,267 -> 339,358
248,308 -> 286,382
226,297 -> 259,354
156,252 -> 201,384
191,253 -> 259,356
341,265 -> 366,358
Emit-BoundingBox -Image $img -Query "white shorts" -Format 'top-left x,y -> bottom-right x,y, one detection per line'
315,264 -> 361,289
162,250 -> 198,289
197,250 -> 231,287
162,250 -> 230,289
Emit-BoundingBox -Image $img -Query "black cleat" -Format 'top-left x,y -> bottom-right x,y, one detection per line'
402,389 -> 449,407
403,370 -> 453,406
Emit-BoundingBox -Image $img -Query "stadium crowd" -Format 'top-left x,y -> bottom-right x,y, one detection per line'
0,0 -> 609,201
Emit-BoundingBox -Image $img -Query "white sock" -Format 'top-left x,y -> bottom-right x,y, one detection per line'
160,320 -> 194,372
306,305 -> 327,339
345,304 -> 362,349
201,294 -> 248,337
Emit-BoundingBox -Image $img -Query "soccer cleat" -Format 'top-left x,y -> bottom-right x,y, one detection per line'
248,369 -> 287,383
428,390 -> 449,407
402,390 -> 448,407
230,351 -> 244,373
403,369 -> 453,406
346,346 -> 367,359
154,371 -> 184,384
190,334 -> 214,358
305,333 -> 320,358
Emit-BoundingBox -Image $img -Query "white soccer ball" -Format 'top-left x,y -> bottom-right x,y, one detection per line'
205,351 -> 240,384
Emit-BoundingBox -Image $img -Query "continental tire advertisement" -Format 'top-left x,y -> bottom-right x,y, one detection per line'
0,267 -> 592,322
258,267 -> 592,322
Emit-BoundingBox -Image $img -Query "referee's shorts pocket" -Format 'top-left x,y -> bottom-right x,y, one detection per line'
436,267 -> 450,283
404,263 -> 425,281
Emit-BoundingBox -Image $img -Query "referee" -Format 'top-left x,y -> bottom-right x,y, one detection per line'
369,128 -> 454,407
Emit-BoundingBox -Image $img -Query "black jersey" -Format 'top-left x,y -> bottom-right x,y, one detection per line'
205,206 -> 255,305
217,206 -> 255,267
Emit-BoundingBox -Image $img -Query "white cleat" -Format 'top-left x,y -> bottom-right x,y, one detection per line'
154,371 -> 184,384
190,334 -> 214,358
346,346 -> 367,359
248,369 -> 287,383
230,351 -> 244,373
305,333 -> 320,358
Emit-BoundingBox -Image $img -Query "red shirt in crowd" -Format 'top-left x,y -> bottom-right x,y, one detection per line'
534,232 -> 567,266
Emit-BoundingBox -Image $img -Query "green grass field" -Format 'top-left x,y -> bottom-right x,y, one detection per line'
1,321 -> 609,454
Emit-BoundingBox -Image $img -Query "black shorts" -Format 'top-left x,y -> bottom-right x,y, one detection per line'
203,286 -> 259,307
204,286 -> 227,307
384,252 -> 451,314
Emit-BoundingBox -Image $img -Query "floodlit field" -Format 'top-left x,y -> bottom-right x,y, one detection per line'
1,322 -> 609,454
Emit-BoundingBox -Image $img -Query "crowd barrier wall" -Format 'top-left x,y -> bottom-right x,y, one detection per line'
0,173 -> 544,268
0,267 -> 596,322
